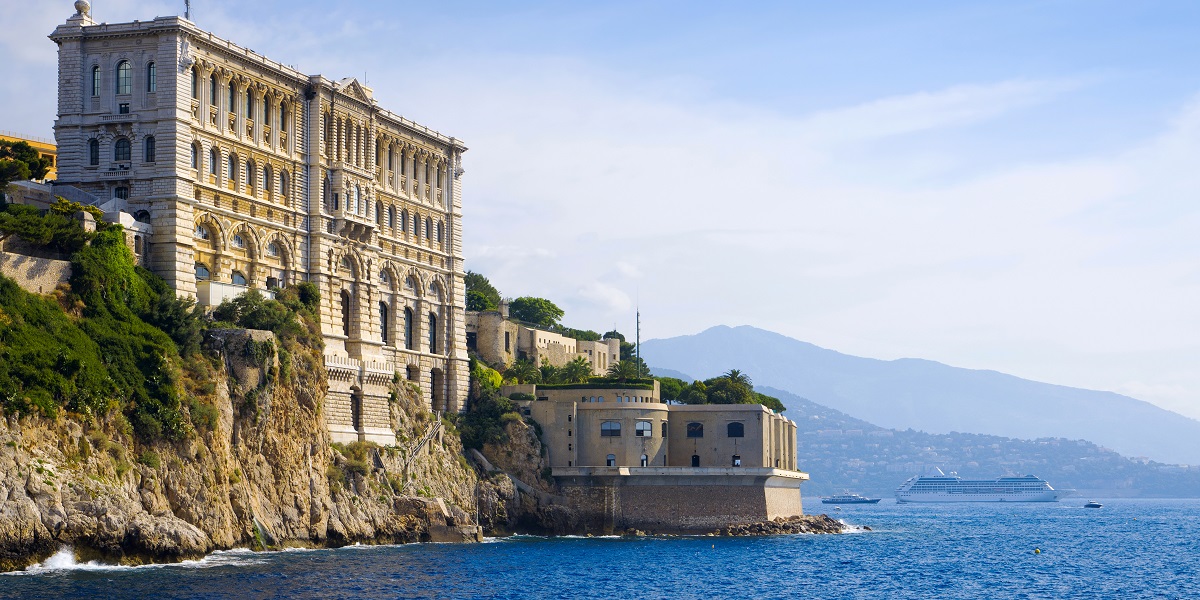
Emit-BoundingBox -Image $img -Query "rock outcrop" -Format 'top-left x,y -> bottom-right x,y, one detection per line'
0,329 -> 481,572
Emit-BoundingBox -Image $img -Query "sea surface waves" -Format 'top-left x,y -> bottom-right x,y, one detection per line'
4,498 -> 1198,599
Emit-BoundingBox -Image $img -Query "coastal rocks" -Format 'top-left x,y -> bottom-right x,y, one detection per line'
0,328 -> 484,572
724,515 -> 846,536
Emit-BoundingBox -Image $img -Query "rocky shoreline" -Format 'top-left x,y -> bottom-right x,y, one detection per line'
725,514 -> 852,536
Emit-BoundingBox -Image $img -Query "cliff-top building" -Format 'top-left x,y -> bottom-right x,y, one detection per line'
48,1 -> 468,444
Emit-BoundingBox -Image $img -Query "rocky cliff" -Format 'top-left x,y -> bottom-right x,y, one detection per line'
0,329 -> 481,572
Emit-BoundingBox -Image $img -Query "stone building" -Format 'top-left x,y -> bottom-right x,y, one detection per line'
48,1 -> 468,444
505,383 -> 807,532
467,305 -> 621,376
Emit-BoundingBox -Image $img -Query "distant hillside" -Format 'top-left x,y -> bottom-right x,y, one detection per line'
640,325 -> 1200,465
759,387 -> 1200,497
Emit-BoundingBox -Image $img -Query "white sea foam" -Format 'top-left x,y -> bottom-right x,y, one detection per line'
5,546 -> 268,576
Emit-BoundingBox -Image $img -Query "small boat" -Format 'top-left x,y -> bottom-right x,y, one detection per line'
821,493 -> 881,505
1084,501 -> 1103,509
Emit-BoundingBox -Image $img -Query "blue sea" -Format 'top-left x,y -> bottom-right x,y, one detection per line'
4,498 -> 1198,599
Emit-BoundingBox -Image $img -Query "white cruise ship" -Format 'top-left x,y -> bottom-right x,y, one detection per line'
895,469 -> 1061,503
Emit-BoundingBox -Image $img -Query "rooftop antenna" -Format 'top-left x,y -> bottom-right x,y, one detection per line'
636,306 -> 641,377
184,0 -> 191,20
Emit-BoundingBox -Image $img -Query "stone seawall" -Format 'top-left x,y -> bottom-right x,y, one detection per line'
555,472 -> 805,534
0,251 -> 71,295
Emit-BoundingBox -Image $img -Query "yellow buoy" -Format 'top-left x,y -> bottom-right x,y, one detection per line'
1034,548 -> 1041,554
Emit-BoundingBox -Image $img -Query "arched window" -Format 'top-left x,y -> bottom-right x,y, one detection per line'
404,307 -> 414,350
246,94 -> 254,122
143,136 -> 155,162
194,223 -> 209,240
191,68 -> 198,99
606,454 -> 617,467
209,148 -> 218,175
601,421 -> 621,437
231,271 -> 247,286
133,210 -> 151,224
387,146 -> 394,170
375,201 -> 382,224
246,160 -> 255,192
732,455 -> 742,467
437,221 -> 444,244
231,233 -> 245,249
146,62 -> 156,92
210,74 -> 218,106
640,454 -> 649,467
428,313 -> 438,353
355,186 -> 362,214
425,217 -> 432,240
264,166 -> 273,198
691,455 -> 700,467
195,263 -> 210,280
88,139 -> 99,166
686,422 -> 704,438
322,175 -> 332,211
379,302 -> 389,345
279,170 -> 289,201
727,422 -> 745,438
635,421 -> 652,437
340,290 -> 352,337
114,186 -> 129,200
263,103 -> 270,129
116,60 -> 131,95
388,206 -> 395,229
190,143 -> 199,169
400,209 -> 408,235
114,138 -> 131,162
266,242 -> 279,257
228,84 -> 236,116
228,154 -> 237,182
91,65 -> 101,97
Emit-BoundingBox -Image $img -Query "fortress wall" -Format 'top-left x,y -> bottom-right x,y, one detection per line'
558,474 -> 803,533
0,252 -> 72,295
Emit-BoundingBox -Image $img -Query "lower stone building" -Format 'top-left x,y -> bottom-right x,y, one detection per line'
503,383 -> 807,533
467,304 -> 620,376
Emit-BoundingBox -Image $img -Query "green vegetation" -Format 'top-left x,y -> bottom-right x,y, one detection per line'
657,369 -> 786,413
459,358 -> 521,449
0,139 -> 52,188
508,296 -> 564,328
464,271 -> 500,311
0,198 -> 101,255
0,201 -> 324,442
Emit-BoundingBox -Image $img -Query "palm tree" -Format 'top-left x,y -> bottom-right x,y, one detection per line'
561,356 -> 593,384
723,369 -> 752,389
607,360 -> 640,382
504,359 -> 540,384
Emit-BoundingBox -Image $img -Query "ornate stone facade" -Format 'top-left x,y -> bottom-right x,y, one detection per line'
49,3 -> 468,444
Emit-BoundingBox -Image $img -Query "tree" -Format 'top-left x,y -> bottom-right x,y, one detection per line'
509,296 -> 564,328
464,271 -> 500,310
606,360 -> 641,382
657,376 -> 686,402
558,327 -> 601,341
603,330 -> 625,342
504,358 -> 540,384
679,380 -> 708,405
539,359 -> 561,385
723,369 -> 752,389
561,356 -> 594,384
0,140 -> 51,189
466,290 -> 494,312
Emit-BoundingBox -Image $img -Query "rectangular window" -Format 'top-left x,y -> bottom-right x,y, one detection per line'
119,103 -> 130,114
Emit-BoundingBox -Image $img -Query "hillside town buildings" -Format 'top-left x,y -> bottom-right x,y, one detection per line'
47,1 -> 468,444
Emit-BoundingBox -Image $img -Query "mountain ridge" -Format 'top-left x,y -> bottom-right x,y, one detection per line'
640,325 -> 1200,464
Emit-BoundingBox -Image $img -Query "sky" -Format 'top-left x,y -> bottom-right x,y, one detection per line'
3,1 -> 1199,420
